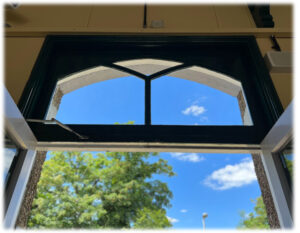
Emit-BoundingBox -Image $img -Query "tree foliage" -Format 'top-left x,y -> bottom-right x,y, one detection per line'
238,196 -> 270,229
27,151 -> 175,229
285,157 -> 293,180
134,207 -> 172,229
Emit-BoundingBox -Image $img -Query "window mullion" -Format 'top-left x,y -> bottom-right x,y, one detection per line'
145,79 -> 151,125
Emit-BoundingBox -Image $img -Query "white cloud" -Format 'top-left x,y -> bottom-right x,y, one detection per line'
167,216 -> 179,223
182,105 -> 206,116
203,158 -> 257,190
180,209 -> 188,213
170,153 -> 205,163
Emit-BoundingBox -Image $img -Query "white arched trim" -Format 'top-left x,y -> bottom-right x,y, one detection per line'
114,59 -> 183,75
47,59 -> 249,123
57,66 -> 130,95
57,59 -> 242,97
168,66 -> 241,97
47,59 -> 250,123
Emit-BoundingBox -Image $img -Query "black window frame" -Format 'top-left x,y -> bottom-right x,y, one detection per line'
18,35 -> 283,145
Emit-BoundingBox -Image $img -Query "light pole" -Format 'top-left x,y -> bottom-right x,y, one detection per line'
202,212 -> 208,230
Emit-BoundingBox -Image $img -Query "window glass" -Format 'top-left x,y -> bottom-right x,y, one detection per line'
280,141 -> 293,186
152,76 -> 252,125
52,76 -> 144,124
4,134 -> 19,184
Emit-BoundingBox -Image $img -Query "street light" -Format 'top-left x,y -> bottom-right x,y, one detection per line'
202,212 -> 208,230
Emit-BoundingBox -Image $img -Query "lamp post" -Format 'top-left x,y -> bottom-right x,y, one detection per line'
202,212 -> 208,230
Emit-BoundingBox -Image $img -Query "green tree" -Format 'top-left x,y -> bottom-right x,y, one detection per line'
27,151 -> 175,229
134,207 -> 172,229
286,159 -> 293,178
284,156 -> 293,180
238,196 -> 270,229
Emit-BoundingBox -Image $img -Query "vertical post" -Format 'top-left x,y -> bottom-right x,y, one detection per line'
145,79 -> 151,125
260,151 -> 293,228
202,212 -> 208,230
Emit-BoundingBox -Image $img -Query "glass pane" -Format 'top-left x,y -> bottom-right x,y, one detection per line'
152,76 -> 253,125
4,134 -> 19,184
28,151 -> 266,229
280,141 -> 293,185
49,76 -> 144,124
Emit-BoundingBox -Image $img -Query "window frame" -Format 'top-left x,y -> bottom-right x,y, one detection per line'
4,88 -> 37,228
260,101 -> 293,228
18,35 -> 283,148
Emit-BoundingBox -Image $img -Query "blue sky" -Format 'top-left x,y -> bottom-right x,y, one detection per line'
50,75 -> 262,229
55,76 -> 244,125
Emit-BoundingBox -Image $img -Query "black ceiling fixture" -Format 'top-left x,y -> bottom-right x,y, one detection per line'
248,5 -> 275,28
270,35 -> 282,51
143,4 -> 147,28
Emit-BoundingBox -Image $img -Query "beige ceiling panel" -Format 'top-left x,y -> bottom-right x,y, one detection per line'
270,73 -> 293,109
277,38 -> 292,51
147,5 -> 218,30
271,5 -> 292,29
256,38 -> 273,56
5,37 -> 45,103
88,5 -> 144,29
214,5 -> 255,28
5,5 -> 92,27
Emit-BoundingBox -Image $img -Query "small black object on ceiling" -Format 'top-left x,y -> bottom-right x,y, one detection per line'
248,5 -> 275,28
